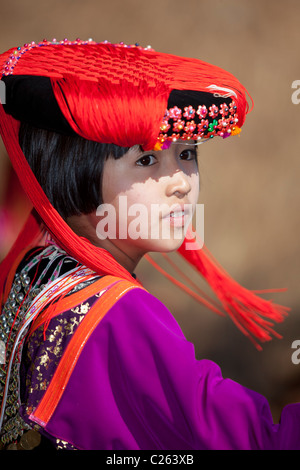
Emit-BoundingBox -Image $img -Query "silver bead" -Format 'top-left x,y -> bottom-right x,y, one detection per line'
16,293 -> 24,303
12,283 -> 21,293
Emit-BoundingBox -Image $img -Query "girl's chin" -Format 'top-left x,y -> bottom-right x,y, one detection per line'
133,236 -> 186,254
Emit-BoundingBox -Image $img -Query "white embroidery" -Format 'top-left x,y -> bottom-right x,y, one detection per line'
207,84 -> 237,99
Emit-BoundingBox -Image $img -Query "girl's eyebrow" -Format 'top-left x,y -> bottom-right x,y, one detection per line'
127,145 -> 145,157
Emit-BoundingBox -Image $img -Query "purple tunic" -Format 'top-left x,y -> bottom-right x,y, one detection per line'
20,287 -> 300,450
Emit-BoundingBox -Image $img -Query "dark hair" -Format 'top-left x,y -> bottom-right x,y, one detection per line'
19,122 -> 129,219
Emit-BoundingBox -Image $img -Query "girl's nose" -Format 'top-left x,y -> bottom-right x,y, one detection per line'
165,169 -> 192,198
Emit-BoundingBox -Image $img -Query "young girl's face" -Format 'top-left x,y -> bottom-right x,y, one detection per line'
94,141 -> 200,268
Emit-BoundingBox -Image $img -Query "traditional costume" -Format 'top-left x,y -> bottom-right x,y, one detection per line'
0,39 -> 298,450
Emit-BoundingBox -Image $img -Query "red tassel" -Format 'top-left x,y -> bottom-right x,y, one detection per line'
176,228 -> 289,349
144,253 -> 225,317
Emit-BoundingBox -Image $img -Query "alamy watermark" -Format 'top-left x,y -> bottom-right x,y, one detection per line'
0,80 -> 5,104
291,340 -> 300,365
95,197 -> 204,250
291,80 -> 300,104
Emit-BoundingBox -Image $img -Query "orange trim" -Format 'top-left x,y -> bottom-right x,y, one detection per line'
27,274 -> 137,336
30,278 -> 143,427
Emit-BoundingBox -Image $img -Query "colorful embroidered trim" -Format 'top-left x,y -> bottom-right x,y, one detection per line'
155,99 -> 240,150
23,265 -> 98,322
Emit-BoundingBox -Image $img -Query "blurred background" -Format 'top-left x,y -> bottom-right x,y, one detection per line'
0,0 -> 299,421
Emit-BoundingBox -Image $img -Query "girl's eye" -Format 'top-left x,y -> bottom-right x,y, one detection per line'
179,148 -> 197,161
136,154 -> 157,167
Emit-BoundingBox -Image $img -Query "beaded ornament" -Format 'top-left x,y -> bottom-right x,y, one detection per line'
155,99 -> 241,151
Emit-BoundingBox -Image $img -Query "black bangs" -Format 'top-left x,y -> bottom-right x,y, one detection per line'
18,122 -> 129,219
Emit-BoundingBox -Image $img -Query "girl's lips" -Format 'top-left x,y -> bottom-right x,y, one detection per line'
167,213 -> 187,228
162,205 -> 192,228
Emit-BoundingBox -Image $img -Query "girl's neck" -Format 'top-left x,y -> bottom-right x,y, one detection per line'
66,213 -> 142,274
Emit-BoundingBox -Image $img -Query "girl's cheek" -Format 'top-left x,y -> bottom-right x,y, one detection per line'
190,174 -> 200,199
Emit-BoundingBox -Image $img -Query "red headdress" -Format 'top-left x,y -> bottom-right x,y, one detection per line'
0,38 -> 288,349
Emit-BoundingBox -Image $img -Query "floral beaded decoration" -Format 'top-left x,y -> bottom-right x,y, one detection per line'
155,98 -> 240,150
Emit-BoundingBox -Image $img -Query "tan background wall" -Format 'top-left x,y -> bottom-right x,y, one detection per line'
0,0 -> 299,421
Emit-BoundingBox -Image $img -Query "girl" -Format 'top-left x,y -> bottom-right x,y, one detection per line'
0,38 -> 299,450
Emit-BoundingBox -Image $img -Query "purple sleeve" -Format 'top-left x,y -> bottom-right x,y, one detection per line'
41,288 -> 300,450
